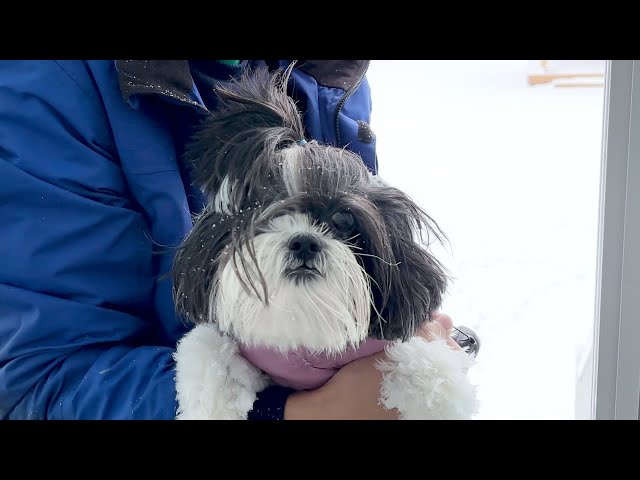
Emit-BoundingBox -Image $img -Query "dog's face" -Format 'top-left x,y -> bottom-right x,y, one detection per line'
173,67 -> 448,354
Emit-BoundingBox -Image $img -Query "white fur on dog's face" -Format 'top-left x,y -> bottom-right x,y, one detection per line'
174,68 -> 449,347
211,213 -> 371,354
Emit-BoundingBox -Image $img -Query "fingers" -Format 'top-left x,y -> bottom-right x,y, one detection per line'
425,313 -> 452,338
418,313 -> 463,352
433,313 -> 453,332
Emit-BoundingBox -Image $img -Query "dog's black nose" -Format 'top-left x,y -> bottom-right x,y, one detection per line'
288,234 -> 322,261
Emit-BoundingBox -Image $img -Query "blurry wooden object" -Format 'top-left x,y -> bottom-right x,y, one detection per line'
527,60 -> 604,87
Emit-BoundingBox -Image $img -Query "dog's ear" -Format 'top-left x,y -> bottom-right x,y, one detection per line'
183,64 -> 306,213
173,209 -> 232,324
365,179 -> 449,341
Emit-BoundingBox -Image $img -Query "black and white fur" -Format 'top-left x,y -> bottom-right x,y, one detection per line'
172,66 -> 478,419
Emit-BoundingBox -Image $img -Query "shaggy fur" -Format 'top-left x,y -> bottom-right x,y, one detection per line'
378,337 -> 478,419
172,64 -> 478,420
175,323 -> 269,420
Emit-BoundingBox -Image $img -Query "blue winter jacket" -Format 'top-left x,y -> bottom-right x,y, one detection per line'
0,60 -> 377,419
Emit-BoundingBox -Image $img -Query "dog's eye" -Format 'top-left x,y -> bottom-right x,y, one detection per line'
331,210 -> 354,232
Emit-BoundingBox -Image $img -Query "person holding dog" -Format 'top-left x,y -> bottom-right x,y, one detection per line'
0,60 -> 463,420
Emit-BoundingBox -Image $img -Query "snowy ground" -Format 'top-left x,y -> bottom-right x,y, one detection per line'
366,60 -> 606,419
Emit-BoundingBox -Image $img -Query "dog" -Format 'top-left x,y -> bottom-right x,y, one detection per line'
171,65 -> 478,420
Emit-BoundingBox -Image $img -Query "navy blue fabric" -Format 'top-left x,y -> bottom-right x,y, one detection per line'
0,60 -> 377,419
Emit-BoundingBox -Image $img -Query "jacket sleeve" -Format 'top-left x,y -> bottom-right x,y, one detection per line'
0,60 -> 178,419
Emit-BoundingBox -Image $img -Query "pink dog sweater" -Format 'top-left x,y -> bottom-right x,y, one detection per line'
239,338 -> 390,390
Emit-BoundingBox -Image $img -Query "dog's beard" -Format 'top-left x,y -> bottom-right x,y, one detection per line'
212,213 -> 371,354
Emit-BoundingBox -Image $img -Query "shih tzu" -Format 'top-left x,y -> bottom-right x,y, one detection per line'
172,65 -> 478,420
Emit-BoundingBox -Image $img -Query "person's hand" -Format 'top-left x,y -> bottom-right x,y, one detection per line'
284,313 -> 460,420
421,312 -> 463,352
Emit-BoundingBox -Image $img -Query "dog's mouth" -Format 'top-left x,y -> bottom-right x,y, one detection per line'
284,264 -> 322,282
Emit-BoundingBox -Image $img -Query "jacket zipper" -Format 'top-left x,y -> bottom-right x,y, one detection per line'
334,60 -> 371,147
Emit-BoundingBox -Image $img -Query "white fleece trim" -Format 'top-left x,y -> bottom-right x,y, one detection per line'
173,323 -> 268,420
377,337 -> 479,420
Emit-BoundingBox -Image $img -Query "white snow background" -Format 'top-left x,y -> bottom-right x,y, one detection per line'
366,60 -> 606,419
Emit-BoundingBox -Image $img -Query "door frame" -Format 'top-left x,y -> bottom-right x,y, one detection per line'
592,60 -> 640,420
